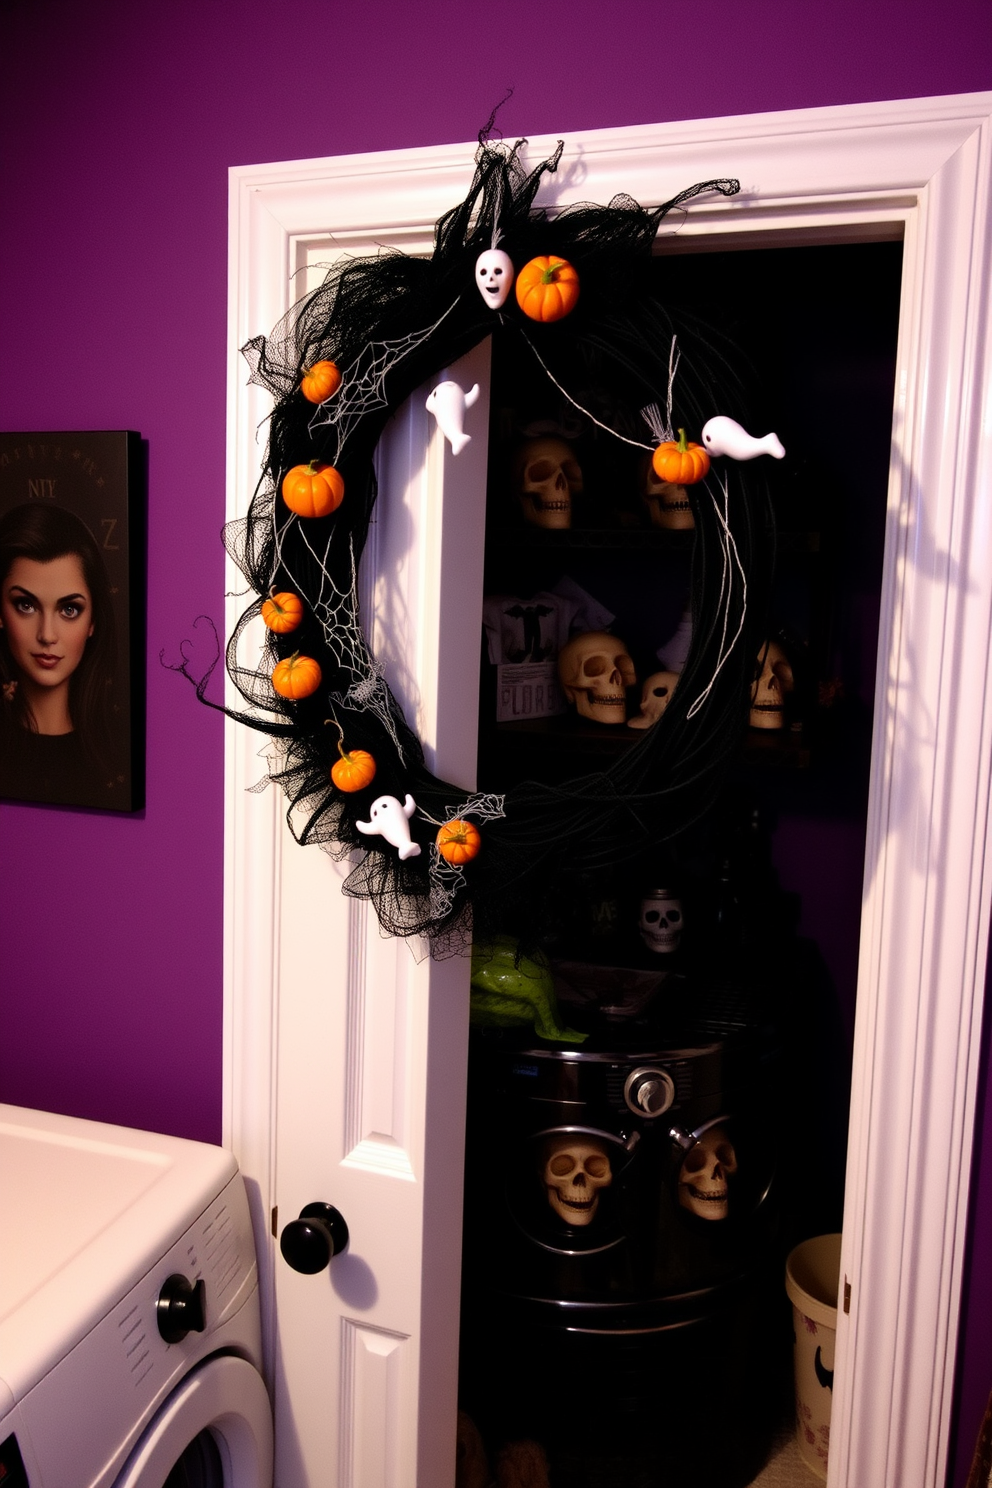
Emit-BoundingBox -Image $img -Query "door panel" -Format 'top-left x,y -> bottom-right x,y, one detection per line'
270,342 -> 490,1488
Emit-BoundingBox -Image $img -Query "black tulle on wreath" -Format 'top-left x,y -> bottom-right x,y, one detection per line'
171,137 -> 776,957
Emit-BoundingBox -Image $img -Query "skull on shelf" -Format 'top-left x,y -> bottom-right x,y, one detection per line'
541,1133 -> 613,1226
638,888 -> 683,954
678,1125 -> 738,1221
513,437 -> 584,529
640,453 -> 695,530
750,639 -> 795,730
558,631 -> 636,725
627,670 -> 679,730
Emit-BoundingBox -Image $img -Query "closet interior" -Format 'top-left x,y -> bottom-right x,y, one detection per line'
456,237 -> 903,1488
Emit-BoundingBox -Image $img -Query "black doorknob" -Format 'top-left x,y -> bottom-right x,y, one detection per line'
157,1274 -> 207,1343
280,1202 -> 350,1274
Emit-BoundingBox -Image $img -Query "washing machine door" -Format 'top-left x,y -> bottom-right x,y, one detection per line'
113,1356 -> 272,1488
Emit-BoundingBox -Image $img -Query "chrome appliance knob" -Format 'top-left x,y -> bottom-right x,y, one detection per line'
624,1067 -> 676,1118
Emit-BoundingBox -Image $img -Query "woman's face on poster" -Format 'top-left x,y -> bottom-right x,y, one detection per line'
1,554 -> 94,692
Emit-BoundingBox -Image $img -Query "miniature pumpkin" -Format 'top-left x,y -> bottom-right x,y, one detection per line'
515,255 -> 580,322
272,652 -> 322,700
331,744 -> 377,792
300,359 -> 342,404
436,818 -> 482,865
281,461 -> 345,518
261,590 -> 304,634
651,429 -> 710,485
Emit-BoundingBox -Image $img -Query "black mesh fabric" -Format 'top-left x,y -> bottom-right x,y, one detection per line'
173,140 -> 774,957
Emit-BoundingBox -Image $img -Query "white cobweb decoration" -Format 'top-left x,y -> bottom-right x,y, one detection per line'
516,332 -> 683,455
246,739 -> 287,794
258,297 -> 462,763
427,793 -> 506,922
637,343 -> 746,722
268,520 -> 407,761
307,299 -> 461,466
686,472 -> 747,720
640,336 -> 681,445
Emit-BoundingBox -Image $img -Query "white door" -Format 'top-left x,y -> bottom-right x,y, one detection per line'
226,319 -> 489,1486
225,99 -> 992,1488
267,340 -> 489,1488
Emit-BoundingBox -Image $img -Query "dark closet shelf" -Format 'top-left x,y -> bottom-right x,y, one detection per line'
486,525 -> 694,554
485,525 -> 819,555
478,714 -> 811,786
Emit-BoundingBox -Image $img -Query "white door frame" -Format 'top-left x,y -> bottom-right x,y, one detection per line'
225,93 -> 992,1488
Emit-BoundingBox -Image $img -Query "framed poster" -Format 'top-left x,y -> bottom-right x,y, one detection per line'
0,432 -> 145,811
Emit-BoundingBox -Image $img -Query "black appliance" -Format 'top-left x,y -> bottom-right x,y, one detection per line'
459,975 -> 788,1488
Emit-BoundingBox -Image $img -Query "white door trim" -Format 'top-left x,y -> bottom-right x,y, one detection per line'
225,92 -> 992,1487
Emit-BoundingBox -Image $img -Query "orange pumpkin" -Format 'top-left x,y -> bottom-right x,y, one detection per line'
272,652 -> 322,700
281,461 -> 345,518
515,255 -> 580,322
261,590 -> 304,634
651,429 -> 710,486
300,359 -> 342,404
436,818 -> 482,865
331,743 -> 377,793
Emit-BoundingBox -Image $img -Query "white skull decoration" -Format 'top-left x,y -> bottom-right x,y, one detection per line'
558,631 -> 636,725
475,248 -> 515,309
638,888 -> 683,953
542,1134 -> 612,1226
513,437 -> 584,529
640,453 -> 694,531
678,1125 -> 738,1221
627,670 -> 679,730
750,639 -> 795,730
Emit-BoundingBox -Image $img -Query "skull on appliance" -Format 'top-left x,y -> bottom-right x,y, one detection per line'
627,670 -> 679,730
678,1125 -> 738,1221
750,639 -> 795,730
638,888 -> 683,954
513,437 -> 584,529
640,452 -> 694,531
558,631 -> 636,725
475,248 -> 515,309
541,1133 -> 612,1226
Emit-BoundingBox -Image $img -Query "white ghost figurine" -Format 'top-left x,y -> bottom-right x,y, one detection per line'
475,248 -> 515,309
356,794 -> 422,859
426,380 -> 481,455
701,415 -> 785,461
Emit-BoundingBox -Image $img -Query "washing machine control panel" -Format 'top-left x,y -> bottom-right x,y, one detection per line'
623,1068 -> 676,1118
15,1172 -> 259,1488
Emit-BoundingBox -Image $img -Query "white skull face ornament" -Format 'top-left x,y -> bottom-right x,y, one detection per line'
750,639 -> 795,730
627,670 -> 679,730
542,1134 -> 612,1226
678,1125 -> 738,1221
558,631 -> 636,725
640,453 -> 694,531
475,248 -> 515,309
638,888 -> 683,953
513,437 -> 584,529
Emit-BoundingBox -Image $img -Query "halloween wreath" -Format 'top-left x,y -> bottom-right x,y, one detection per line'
179,135 -> 781,957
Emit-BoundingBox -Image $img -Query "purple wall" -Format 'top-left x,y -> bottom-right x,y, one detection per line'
1,0 -> 989,1478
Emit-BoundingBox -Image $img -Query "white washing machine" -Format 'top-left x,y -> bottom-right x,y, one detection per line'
0,1104 -> 272,1488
